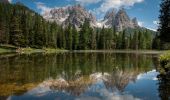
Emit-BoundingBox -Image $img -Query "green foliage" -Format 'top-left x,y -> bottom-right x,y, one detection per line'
72,26 -> 79,50
152,34 -> 161,49
79,19 -> 91,50
159,51 -> 170,74
160,52 -> 170,62
158,0 -> 170,49
0,3 -> 155,50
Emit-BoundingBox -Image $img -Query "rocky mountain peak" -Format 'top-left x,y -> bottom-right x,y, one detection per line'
114,8 -> 133,31
44,4 -> 97,29
132,17 -> 139,27
43,5 -> 140,31
104,8 -> 116,20
0,0 -> 9,3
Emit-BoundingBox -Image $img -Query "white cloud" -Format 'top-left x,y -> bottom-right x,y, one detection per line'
147,27 -> 157,31
75,0 -> 102,5
96,0 -> 144,13
153,20 -> 159,25
35,2 -> 52,15
138,21 -> 144,27
8,0 -> 12,3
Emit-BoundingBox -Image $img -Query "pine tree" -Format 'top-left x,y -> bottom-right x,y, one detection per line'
132,31 -> 139,49
138,31 -> 145,49
89,28 -> 96,49
121,30 -> 126,49
0,7 -> 7,44
145,30 -> 152,49
158,0 -> 170,49
152,33 -> 161,49
79,19 -> 90,50
98,27 -> 105,49
21,9 -> 29,46
9,8 -> 24,47
72,26 -> 79,50
159,0 -> 170,43
65,24 -> 72,50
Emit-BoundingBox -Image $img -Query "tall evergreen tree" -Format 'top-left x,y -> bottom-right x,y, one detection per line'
79,19 -> 90,50
159,0 -> 170,49
9,8 -> 24,47
132,31 -> 139,49
98,27 -> 105,49
72,26 -> 79,50
121,30 -> 126,49
159,0 -> 170,42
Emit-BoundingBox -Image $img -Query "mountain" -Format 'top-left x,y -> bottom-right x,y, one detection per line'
44,5 -> 140,31
100,8 -> 139,31
43,4 -> 97,29
0,0 -> 9,3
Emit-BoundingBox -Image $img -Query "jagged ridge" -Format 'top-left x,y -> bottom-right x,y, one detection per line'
44,5 -> 140,31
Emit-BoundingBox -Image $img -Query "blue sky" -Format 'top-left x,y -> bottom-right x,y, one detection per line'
10,0 -> 161,30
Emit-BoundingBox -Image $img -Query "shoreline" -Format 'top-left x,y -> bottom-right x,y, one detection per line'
71,50 -> 164,54
0,47 -> 69,54
0,47 -> 165,55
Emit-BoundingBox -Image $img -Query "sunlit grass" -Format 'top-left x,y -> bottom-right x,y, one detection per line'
0,48 -> 13,53
160,51 -> 170,61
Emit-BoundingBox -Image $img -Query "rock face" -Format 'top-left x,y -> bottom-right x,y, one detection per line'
102,8 -> 139,31
43,4 -> 97,29
103,9 -> 116,28
114,9 -> 134,31
44,5 -> 139,31
0,0 -> 9,3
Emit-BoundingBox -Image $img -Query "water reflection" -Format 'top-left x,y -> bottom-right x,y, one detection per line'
0,52 -> 162,100
157,73 -> 170,100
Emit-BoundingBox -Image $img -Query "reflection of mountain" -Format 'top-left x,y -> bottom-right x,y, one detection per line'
105,70 -> 139,91
0,53 -> 156,97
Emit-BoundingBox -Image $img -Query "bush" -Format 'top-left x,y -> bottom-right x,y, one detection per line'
159,51 -> 170,74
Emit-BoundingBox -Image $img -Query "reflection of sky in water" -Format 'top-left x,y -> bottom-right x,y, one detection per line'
8,70 -> 159,100
125,70 -> 159,100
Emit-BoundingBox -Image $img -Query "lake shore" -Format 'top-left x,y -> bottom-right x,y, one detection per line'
0,45 -> 69,54
0,46 -> 165,54
72,50 -> 164,54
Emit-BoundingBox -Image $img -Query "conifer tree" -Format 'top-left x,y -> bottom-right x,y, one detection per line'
72,26 -> 79,50
158,0 -> 170,49
9,8 -> 24,47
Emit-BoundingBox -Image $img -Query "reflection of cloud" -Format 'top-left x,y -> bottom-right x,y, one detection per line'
137,70 -> 158,81
76,97 -> 100,100
76,88 -> 141,100
100,88 -> 141,100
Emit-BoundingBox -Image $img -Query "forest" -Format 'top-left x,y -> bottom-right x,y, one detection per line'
0,3 -> 159,50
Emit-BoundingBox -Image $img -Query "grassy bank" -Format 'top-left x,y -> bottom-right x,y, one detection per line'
0,44 -> 16,53
159,51 -> 170,75
0,48 -> 14,53
0,44 -> 68,54
17,48 -> 69,54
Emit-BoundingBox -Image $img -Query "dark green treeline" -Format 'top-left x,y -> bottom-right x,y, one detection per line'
0,3 -> 155,50
157,0 -> 170,49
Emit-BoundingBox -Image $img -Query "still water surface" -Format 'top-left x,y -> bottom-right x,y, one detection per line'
0,52 -> 168,100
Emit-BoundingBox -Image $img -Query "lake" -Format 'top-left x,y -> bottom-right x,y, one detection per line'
0,52 -> 169,100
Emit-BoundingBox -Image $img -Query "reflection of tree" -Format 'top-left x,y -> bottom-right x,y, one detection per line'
0,52 -> 154,96
158,74 -> 170,100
